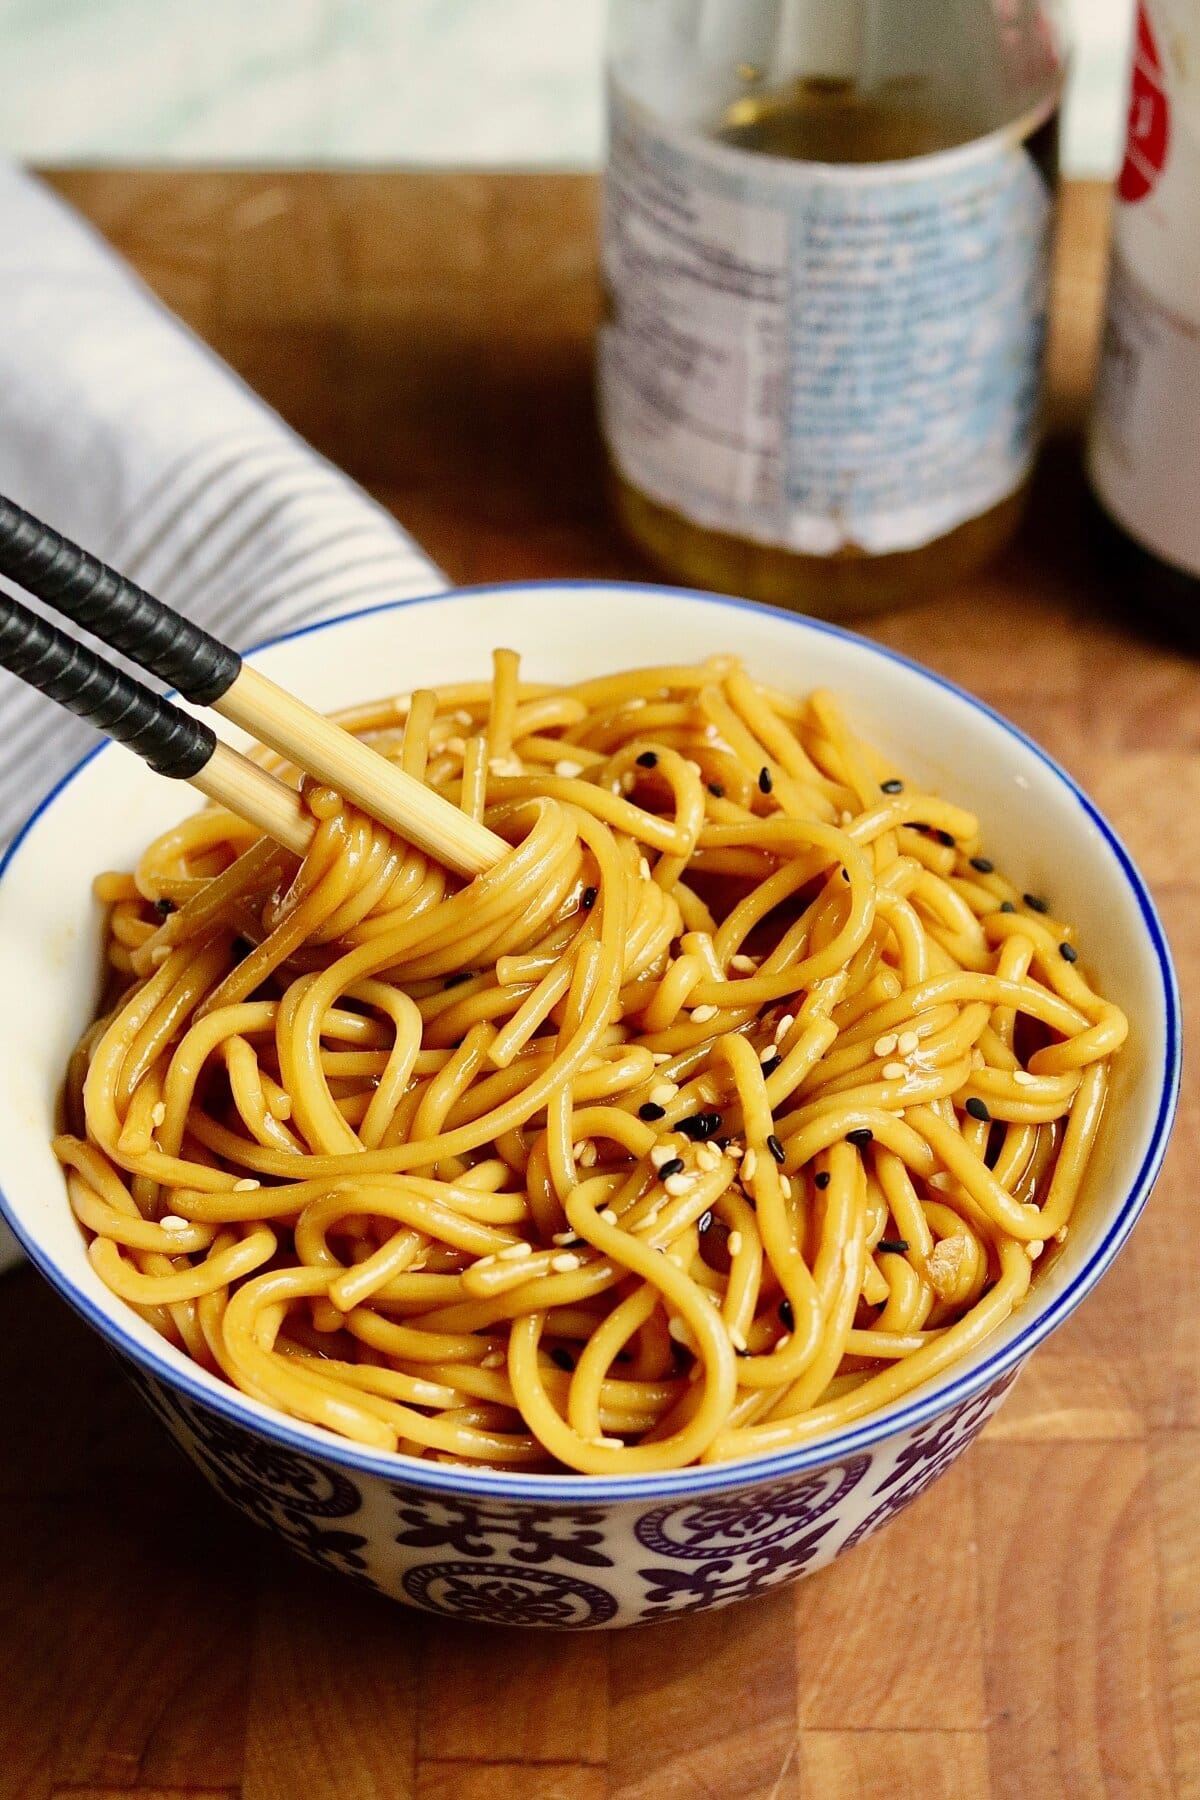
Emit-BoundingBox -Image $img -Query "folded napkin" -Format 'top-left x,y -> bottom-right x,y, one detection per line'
0,165 -> 448,1270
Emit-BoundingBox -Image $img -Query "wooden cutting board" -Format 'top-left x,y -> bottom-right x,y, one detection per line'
0,170 -> 1192,1800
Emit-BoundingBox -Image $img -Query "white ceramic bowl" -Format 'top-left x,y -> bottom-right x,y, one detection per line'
0,582 -> 1180,1629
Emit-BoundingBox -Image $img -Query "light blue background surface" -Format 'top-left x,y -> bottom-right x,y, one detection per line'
0,0 -> 1131,174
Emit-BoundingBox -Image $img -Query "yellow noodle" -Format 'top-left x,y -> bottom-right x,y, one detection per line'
57,657 -> 1126,1473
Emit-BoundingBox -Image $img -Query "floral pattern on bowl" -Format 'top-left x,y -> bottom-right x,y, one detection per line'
125,1358 -> 1019,1628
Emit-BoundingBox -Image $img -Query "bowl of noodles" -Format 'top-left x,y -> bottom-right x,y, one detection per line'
0,581 -> 1179,1629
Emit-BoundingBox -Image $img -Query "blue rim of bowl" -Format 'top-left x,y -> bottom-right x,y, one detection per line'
0,579 -> 1181,1502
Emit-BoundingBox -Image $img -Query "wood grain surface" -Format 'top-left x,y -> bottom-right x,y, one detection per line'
0,171 -> 1192,1800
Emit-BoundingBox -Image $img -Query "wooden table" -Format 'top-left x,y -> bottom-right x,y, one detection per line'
2,172 -> 1194,1800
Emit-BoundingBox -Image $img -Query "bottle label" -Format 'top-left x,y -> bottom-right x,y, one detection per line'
599,85 -> 1054,558
1089,0 -> 1200,577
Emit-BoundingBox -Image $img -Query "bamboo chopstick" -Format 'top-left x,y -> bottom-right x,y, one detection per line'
0,493 -> 507,878
0,590 -> 314,855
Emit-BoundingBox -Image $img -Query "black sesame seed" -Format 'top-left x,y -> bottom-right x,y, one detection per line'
911,820 -> 931,832
842,867 -> 850,882
877,1238 -> 910,1254
550,1347 -> 575,1372
1023,893 -> 1049,914
697,1210 -> 713,1234
814,1170 -> 831,1190
847,1128 -> 873,1147
1000,900 -> 1016,914
767,1133 -> 786,1164
659,1157 -> 685,1180
965,1097 -> 991,1122
444,970 -> 475,988
154,896 -> 175,915
707,781 -> 725,798
581,885 -> 598,910
880,778 -> 904,794
1059,941 -> 1078,963
778,1298 -> 794,1329
639,1102 -> 666,1122
760,1055 -> 782,1078
636,750 -> 658,768
970,856 -> 994,874
936,829 -> 956,848
678,1111 -> 722,1142
758,766 -> 773,794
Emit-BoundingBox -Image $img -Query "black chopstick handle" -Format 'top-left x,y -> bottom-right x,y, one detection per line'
0,591 -> 217,779
0,493 -> 242,706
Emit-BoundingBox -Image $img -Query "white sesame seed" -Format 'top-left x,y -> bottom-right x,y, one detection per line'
498,1241 -> 533,1261
555,759 -> 583,778
488,755 -> 521,777
1053,1226 -> 1068,1244
650,1081 -> 678,1105
691,1004 -> 718,1023
729,1327 -> 748,1352
883,1061 -> 906,1080
481,1350 -> 506,1368
650,1146 -> 675,1169
445,735 -> 466,756
742,1149 -> 758,1181
233,1178 -> 260,1192
704,723 -> 719,739
150,945 -> 171,966
685,759 -> 703,775
577,1140 -> 598,1167
1027,1239 -> 1045,1260
668,1317 -> 696,1348
774,1013 -> 795,1044
1013,1070 -> 1037,1087
780,1176 -> 792,1199
730,954 -> 758,973
728,1231 -> 743,1256
611,780 -> 623,795
664,1174 -> 693,1196
150,1102 -> 166,1126
874,1034 -> 898,1057
898,1030 -> 920,1055
160,1214 -> 189,1233
594,1435 -> 624,1449
839,809 -> 854,826
759,1044 -> 777,1066
600,1208 -> 619,1226
651,1051 -> 673,1064
639,856 -> 652,881
775,1334 -> 791,1351
551,1230 -> 579,1245
454,709 -> 473,727
697,1145 -> 720,1172
725,1142 -> 743,1159
551,1252 -> 583,1273
475,1254 -> 497,1269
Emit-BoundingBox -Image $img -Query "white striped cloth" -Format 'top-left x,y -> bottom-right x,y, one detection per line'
0,165 -> 447,1269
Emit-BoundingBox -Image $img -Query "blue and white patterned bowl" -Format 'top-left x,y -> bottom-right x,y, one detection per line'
0,583 -> 1179,1629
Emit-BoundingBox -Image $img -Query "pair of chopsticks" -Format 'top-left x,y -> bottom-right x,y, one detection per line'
0,494 -> 505,877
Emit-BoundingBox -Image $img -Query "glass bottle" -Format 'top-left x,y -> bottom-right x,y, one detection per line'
1088,2 -> 1200,645
598,0 -> 1067,619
